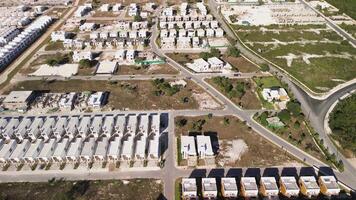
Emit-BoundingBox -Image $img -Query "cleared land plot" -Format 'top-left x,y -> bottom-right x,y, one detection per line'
0,179 -> 163,200
234,25 -> 356,93
175,116 -> 301,167
117,64 -> 178,75
7,79 -> 211,110
207,77 -> 262,109
222,55 -> 259,73
167,53 -> 201,66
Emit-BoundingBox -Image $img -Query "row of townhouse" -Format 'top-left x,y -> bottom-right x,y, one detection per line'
0,16 -> 52,71
159,20 -> 218,29
161,28 -> 224,38
89,29 -> 149,40
63,37 -> 147,50
0,27 -> 20,47
161,36 -> 209,49
182,175 -> 341,199
0,113 -> 161,168
160,14 -> 214,22
162,2 -> 208,17
116,21 -> 148,30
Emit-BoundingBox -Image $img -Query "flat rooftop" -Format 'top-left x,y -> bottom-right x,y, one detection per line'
300,176 -> 319,190
222,178 -> 237,191
281,177 -> 299,190
319,176 -> 339,190
202,178 -> 217,192
3,91 -> 33,103
261,177 -> 278,191
182,178 -> 197,192
241,177 -> 258,191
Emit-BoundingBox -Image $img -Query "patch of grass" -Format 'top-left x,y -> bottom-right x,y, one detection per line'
45,41 -> 64,51
325,0 -> 356,20
253,76 -> 282,88
175,178 -> 182,200
222,55 -> 259,73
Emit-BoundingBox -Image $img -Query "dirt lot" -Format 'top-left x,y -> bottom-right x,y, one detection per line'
207,78 -> 262,110
175,116 -> 301,167
0,179 -> 163,200
223,56 -> 260,73
117,64 -> 178,75
6,79 -> 213,110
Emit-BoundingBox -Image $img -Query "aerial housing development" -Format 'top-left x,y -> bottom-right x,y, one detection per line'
0,0 -> 354,199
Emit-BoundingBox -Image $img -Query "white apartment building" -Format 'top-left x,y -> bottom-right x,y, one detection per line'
51,31 -> 70,42
221,178 -> 238,198
196,135 -> 214,159
182,178 -> 197,199
202,178 -> 218,198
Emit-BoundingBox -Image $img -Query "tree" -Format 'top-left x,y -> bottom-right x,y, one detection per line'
278,109 -> 291,123
287,100 -> 301,116
210,48 -> 220,57
46,59 -> 58,66
199,52 -> 211,60
227,46 -> 240,57
134,15 -> 143,22
176,118 -> 187,127
260,64 -> 270,72
79,59 -> 92,69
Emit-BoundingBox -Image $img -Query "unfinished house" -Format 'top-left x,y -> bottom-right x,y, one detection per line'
240,177 -> 259,198
181,178 -> 197,199
279,176 -> 300,198
259,177 -> 279,198
318,176 -> 340,197
202,178 -> 218,199
114,115 -> 126,136
221,177 -> 238,198
181,135 -> 197,166
299,176 -> 320,197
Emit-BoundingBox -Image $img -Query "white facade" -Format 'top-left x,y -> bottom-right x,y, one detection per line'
299,176 -> 320,197
72,51 -> 93,62
260,177 -> 279,197
221,178 -> 238,198
196,135 -> 214,158
182,178 -> 197,198
181,136 -> 196,159
280,176 -> 300,197
241,177 -> 259,198
51,31 -> 69,42
202,178 -> 217,198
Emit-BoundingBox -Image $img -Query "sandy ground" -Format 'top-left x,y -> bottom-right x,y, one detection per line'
217,139 -> 249,167
192,92 -> 222,110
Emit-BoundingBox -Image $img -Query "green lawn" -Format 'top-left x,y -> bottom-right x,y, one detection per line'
253,76 -> 282,88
